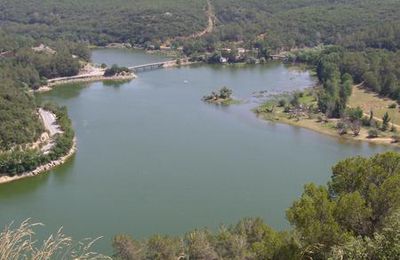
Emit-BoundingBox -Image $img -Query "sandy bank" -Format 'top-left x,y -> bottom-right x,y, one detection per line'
0,138 -> 77,185
259,113 -> 397,147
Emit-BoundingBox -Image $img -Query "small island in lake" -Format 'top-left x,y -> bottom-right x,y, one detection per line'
202,86 -> 239,105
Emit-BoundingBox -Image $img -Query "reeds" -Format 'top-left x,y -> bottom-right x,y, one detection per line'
0,219 -> 111,260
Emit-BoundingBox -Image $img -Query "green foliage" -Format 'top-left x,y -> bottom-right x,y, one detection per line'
2,0 -> 400,52
382,112 -> 391,131
184,230 -> 218,259
0,103 -> 74,175
0,81 -> 43,149
212,0 -> 400,48
202,86 -> 233,102
113,218 -> 288,260
145,235 -> 182,260
330,152 -> 400,234
345,107 -> 363,122
336,120 -> 347,135
290,92 -> 300,107
0,0 -> 208,46
287,184 -> 346,258
104,65 -> 130,77
277,99 -> 286,107
368,128 -> 379,138
330,209 -> 400,259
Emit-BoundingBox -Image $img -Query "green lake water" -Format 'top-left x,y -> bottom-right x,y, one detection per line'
0,49 -> 394,253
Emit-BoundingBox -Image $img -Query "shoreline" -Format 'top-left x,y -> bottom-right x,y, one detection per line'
0,138 -> 77,184
257,112 -> 398,147
254,83 -> 400,147
36,74 -> 136,92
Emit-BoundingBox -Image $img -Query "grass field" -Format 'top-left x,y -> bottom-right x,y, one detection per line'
349,86 -> 400,126
256,87 -> 400,146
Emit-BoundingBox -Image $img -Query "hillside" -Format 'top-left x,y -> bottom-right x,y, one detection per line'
0,0 -> 208,46
1,0 -> 400,49
212,0 -> 400,47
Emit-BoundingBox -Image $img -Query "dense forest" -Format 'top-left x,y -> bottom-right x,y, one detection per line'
0,32 -> 86,159
212,0 -> 400,47
112,152 -> 400,260
0,0 -> 208,46
1,0 -> 399,49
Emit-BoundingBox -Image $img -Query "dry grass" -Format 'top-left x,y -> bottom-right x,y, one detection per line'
0,219 -> 111,260
348,86 -> 400,125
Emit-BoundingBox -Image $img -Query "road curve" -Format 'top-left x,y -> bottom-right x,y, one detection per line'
38,108 -> 62,136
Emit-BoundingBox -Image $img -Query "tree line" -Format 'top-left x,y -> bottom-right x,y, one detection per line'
288,46 -> 400,119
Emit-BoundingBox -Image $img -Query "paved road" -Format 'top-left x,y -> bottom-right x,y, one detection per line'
39,108 -> 62,136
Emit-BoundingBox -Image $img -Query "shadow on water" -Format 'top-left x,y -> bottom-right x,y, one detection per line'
0,154 -> 76,200
102,80 -> 131,88
36,83 -> 89,101
0,173 -> 51,201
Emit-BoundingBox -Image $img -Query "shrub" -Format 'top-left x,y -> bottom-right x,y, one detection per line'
336,121 -> 347,135
361,116 -> 371,127
290,93 -> 300,107
368,128 -> 379,138
278,99 -> 287,107
104,65 -> 130,77
388,103 -> 397,109
350,120 -> 361,136
219,87 -> 233,99
345,107 -> 363,122
202,87 -> 233,102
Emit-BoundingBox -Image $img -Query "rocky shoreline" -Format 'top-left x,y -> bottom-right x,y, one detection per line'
0,138 -> 77,184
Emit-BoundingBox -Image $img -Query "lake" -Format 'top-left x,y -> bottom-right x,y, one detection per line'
0,49 -> 394,253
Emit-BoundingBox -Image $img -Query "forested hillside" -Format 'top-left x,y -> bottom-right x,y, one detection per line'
212,0 -> 400,48
1,0 -> 400,49
0,32 -> 88,150
0,0 -> 208,46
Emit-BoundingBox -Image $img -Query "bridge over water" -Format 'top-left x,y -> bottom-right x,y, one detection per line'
129,59 -> 188,72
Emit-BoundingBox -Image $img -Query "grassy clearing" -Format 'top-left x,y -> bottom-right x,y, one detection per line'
349,85 -> 400,125
256,88 -> 400,146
